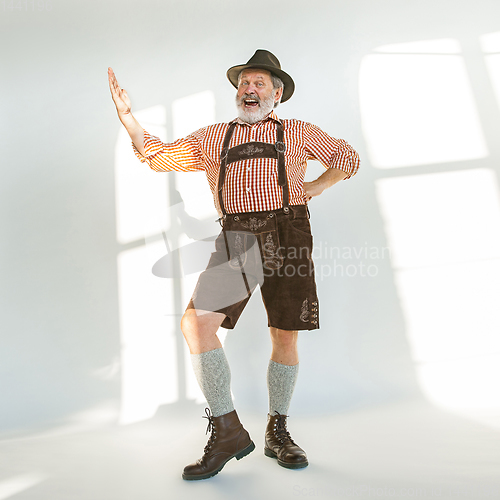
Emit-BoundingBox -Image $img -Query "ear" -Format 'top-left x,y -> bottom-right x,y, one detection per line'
274,86 -> 283,103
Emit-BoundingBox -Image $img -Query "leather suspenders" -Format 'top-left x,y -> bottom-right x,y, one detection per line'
217,122 -> 237,219
275,121 -> 289,211
217,120 -> 289,220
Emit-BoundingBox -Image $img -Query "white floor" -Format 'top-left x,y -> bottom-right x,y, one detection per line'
1,398 -> 499,500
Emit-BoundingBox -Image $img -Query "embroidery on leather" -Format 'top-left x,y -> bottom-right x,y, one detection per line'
239,144 -> 264,156
265,233 -> 275,253
300,298 -> 310,322
241,217 -> 268,231
261,232 -> 283,270
229,233 -> 246,270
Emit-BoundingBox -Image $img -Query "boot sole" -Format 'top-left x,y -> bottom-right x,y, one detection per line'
182,440 -> 255,481
264,447 -> 309,469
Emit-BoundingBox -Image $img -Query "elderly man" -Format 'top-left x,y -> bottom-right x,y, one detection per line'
108,49 -> 360,480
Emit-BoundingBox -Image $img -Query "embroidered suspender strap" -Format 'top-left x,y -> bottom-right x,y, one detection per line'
217,122 -> 238,217
275,120 -> 290,212
226,141 -> 278,164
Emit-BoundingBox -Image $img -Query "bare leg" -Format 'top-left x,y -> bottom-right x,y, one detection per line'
181,309 -> 226,354
269,327 -> 299,365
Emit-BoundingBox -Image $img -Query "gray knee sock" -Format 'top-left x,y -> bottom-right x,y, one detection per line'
267,359 -> 299,415
190,348 -> 235,417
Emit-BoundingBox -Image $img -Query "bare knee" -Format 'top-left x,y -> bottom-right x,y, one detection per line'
180,309 -> 199,337
270,327 -> 299,365
270,327 -> 298,349
181,309 -> 225,354
181,309 -> 224,334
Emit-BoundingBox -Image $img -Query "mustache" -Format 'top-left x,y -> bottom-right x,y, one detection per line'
237,92 -> 261,105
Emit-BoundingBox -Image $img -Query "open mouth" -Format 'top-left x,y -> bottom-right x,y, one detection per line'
243,98 -> 260,108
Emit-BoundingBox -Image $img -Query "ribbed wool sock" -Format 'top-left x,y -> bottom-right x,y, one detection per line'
190,348 -> 235,417
267,359 -> 299,415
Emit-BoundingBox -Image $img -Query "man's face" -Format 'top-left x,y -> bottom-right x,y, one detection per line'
235,69 -> 282,124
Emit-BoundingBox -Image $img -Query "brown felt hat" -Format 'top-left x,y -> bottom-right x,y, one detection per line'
227,49 -> 295,103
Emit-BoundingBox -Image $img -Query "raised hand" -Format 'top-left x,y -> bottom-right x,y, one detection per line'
108,67 -> 145,155
108,67 -> 132,116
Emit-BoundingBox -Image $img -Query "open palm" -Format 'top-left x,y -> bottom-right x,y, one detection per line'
108,67 -> 131,115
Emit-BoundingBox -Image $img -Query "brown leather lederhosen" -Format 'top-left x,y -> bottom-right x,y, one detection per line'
187,119 -> 320,331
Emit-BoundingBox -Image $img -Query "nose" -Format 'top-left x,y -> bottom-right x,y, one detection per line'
242,83 -> 258,96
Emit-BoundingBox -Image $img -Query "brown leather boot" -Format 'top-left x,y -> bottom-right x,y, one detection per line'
264,412 -> 308,469
182,408 -> 255,480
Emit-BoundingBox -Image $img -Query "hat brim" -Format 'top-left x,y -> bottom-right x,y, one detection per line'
227,64 -> 295,103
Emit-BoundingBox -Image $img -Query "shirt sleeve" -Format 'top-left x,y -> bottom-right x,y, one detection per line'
303,122 -> 360,179
132,129 -> 206,172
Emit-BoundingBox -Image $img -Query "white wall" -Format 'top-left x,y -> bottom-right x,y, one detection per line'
2,0 -> 500,434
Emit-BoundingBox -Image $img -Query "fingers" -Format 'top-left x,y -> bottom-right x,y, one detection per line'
108,67 -> 121,96
108,67 -> 132,114
108,68 -> 117,94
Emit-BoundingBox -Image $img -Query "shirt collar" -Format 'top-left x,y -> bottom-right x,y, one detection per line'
233,110 -> 281,126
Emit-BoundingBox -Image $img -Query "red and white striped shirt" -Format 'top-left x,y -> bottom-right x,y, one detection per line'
132,111 -> 360,215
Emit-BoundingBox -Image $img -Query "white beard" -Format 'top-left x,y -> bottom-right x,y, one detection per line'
235,91 -> 276,124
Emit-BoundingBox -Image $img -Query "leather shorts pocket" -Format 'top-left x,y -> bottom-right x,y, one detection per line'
285,216 -> 312,239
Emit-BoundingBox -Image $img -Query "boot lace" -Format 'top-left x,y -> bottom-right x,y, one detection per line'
274,411 -> 297,445
202,407 -> 217,454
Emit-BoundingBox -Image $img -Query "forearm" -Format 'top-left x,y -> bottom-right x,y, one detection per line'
314,167 -> 349,190
303,167 -> 348,199
119,112 -> 145,156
